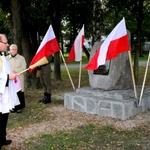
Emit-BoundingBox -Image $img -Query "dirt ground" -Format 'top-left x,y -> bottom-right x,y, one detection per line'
2,90 -> 150,150
5,108 -> 150,149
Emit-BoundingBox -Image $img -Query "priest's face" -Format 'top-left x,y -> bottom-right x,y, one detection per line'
0,34 -> 9,52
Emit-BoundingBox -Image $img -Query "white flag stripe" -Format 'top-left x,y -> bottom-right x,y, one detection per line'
74,25 -> 84,61
97,17 -> 127,66
36,25 -> 55,54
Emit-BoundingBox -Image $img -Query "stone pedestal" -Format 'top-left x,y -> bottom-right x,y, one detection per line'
64,39 -> 150,120
64,86 -> 150,120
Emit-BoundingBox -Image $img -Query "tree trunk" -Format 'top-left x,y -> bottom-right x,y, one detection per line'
92,0 -> 101,45
134,0 -> 144,84
10,0 -> 22,52
50,0 -> 62,80
10,0 -> 40,88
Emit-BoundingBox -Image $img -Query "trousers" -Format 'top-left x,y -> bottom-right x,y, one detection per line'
14,91 -> 25,111
40,63 -> 52,94
0,113 -> 9,146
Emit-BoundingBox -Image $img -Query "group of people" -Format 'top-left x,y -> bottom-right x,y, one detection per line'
0,34 -> 52,149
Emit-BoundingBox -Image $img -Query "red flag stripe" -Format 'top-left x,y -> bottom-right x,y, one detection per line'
67,45 -> 75,63
29,38 -> 60,67
67,25 -> 84,63
29,25 -> 60,73
84,48 -> 100,70
106,34 -> 129,60
84,18 -> 130,70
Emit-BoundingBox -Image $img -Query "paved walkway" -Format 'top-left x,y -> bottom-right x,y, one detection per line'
138,61 -> 148,66
51,61 -> 148,70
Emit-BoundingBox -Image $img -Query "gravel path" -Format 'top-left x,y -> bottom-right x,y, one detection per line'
3,104 -> 150,150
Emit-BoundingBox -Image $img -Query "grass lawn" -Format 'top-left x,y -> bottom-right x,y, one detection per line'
132,53 -> 149,61
25,125 -> 149,150
7,67 -> 150,150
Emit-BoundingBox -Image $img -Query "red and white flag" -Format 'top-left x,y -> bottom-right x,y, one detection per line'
84,18 -> 130,70
29,25 -> 60,72
67,25 -> 84,63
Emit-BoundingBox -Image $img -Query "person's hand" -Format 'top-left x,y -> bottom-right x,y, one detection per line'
36,70 -> 41,78
9,72 -> 17,80
12,70 -> 17,73
29,64 -> 36,69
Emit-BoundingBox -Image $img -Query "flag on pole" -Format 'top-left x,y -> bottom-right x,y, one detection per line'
84,18 -> 130,70
67,25 -> 84,63
29,25 -> 60,72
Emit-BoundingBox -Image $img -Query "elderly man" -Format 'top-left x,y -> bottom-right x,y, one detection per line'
6,44 -> 27,113
0,34 -> 20,149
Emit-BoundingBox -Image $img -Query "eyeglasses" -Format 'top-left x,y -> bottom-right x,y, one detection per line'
0,41 -> 9,45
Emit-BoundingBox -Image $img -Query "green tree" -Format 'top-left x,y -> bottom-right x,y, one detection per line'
0,0 -> 62,87
0,0 -> 150,86
101,0 -> 150,83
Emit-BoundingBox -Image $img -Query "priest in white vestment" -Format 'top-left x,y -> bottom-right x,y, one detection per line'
0,34 -> 20,149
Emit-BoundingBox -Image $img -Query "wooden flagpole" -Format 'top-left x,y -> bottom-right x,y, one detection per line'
59,50 -> 75,90
139,51 -> 150,106
18,68 -> 30,75
18,57 -> 49,75
18,53 -> 75,91
78,59 -> 82,88
128,51 -> 137,99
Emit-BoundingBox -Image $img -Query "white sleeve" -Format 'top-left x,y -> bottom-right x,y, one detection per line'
0,69 -> 7,93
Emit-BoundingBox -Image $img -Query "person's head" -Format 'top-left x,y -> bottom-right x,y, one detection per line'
0,34 -> 9,52
9,44 -> 18,56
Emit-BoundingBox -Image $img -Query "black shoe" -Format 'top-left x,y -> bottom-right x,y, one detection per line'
39,98 -> 44,102
42,93 -> 51,104
2,140 -> 12,146
16,110 -> 21,113
39,92 -> 48,102
43,100 -> 51,104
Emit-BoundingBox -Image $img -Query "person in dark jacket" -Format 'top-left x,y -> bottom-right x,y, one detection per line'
36,55 -> 53,104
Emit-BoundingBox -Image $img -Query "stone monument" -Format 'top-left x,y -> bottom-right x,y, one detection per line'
88,41 -> 132,90
64,41 -> 150,120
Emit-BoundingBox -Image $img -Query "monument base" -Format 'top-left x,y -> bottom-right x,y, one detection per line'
64,86 -> 150,120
